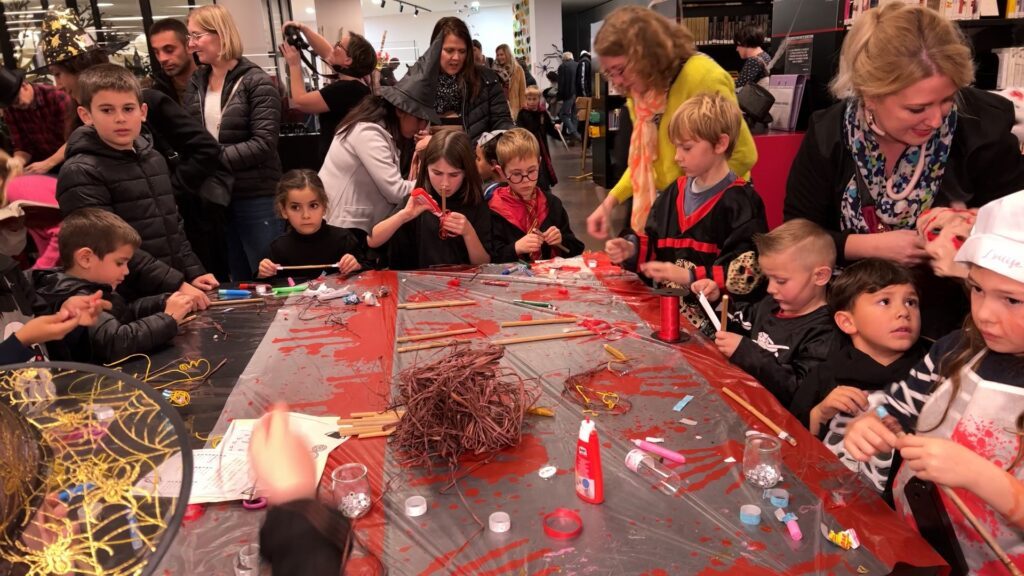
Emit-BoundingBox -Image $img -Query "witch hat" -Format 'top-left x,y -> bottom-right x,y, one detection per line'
380,35 -> 442,125
0,362 -> 192,575
31,8 -> 128,74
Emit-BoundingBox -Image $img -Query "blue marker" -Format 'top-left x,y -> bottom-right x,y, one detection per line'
217,289 -> 252,298
58,482 -> 95,504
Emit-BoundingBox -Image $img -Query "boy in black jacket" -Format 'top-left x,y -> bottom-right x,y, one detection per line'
488,128 -> 584,263
606,93 -> 767,298
515,87 -> 559,192
56,64 -> 218,305
34,209 -> 196,363
693,219 -> 838,406
791,258 -> 927,491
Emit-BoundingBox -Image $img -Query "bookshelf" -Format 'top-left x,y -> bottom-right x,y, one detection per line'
680,0 -> 774,75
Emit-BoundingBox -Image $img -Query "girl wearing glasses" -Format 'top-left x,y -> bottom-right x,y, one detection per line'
585,6 -> 757,242
184,5 -> 283,281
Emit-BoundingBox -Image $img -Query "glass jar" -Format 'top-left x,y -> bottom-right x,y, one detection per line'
742,433 -> 782,488
332,463 -> 371,519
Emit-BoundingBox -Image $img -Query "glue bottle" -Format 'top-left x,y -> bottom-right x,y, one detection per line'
625,449 -> 682,496
575,418 -> 604,504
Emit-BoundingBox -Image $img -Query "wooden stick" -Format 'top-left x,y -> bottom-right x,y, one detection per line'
500,317 -> 576,328
721,387 -> 798,446
941,486 -> 1022,575
348,409 -> 406,419
397,300 -> 477,310
208,298 -> 265,308
336,414 -> 403,425
397,327 -> 477,343
337,425 -> 385,436
720,295 -> 730,332
179,315 -> 198,326
276,263 -> 338,271
491,330 -> 595,346
397,339 -> 462,353
358,429 -> 396,439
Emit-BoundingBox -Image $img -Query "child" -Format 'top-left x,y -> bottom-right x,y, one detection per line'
692,219 -> 838,405
33,209 -> 196,362
791,258 -> 927,491
55,64 -> 217,305
845,191 -> 1024,572
475,130 -> 506,201
488,128 -> 583,263
257,170 -> 370,280
605,92 -> 767,297
369,129 -> 492,270
514,86 -> 559,192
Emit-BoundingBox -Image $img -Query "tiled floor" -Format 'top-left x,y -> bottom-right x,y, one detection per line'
546,140 -> 626,251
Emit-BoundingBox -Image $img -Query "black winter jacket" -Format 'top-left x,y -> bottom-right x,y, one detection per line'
32,270 -> 178,363
461,66 -> 515,144
142,88 -> 221,199
556,61 -> 577,101
56,127 -> 206,296
785,87 -> 1024,263
184,57 -> 282,199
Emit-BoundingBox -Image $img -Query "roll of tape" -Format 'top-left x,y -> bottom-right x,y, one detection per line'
405,495 -> 428,517
739,504 -> 762,525
764,488 -> 789,508
489,511 -> 511,533
543,508 -> 583,540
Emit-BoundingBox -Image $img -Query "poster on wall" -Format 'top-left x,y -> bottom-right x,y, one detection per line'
513,0 -> 531,62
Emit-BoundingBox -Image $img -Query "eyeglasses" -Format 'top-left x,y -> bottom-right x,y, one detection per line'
186,31 -> 216,42
507,168 -> 539,184
601,64 -> 627,80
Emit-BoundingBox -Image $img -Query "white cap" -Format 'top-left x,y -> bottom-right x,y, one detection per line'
955,190 -> 1024,284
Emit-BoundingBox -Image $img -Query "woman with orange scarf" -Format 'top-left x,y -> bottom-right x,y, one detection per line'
585,6 -> 757,239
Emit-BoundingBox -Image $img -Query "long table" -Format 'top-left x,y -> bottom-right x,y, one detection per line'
149,258 -> 947,575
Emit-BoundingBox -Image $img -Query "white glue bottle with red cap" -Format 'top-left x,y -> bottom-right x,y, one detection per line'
575,417 -> 604,504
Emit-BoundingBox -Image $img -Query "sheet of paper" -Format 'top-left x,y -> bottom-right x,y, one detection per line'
698,291 -> 721,332
135,412 -> 348,504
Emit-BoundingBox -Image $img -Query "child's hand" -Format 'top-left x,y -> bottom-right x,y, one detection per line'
15,311 -> 82,346
604,238 -> 635,264
541,226 -> 562,247
898,435 -> 989,490
191,273 -> 220,291
402,194 -> 431,220
165,292 -> 197,322
178,282 -> 210,310
690,279 -> 720,301
814,386 -> 870,423
337,254 -> 361,275
640,261 -> 691,286
257,259 -> 278,279
515,232 -> 543,255
441,211 -> 473,237
713,330 -> 742,358
844,413 -> 900,462
61,290 -> 111,327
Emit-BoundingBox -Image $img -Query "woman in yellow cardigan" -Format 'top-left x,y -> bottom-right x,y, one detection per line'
496,44 -> 527,118
585,6 -> 758,238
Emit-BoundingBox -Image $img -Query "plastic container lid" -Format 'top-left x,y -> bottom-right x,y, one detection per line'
489,511 -> 511,533
405,495 -> 427,517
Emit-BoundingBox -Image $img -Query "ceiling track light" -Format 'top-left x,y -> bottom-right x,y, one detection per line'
399,2 -> 404,11
380,0 -> 385,7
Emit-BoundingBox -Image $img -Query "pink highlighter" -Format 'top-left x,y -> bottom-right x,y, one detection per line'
632,439 -> 687,464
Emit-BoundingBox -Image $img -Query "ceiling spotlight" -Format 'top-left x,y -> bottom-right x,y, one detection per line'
414,7 -> 419,15
399,2 -> 404,11
380,0 -> 385,6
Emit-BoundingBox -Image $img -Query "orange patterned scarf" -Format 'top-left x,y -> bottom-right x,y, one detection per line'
628,89 -> 668,235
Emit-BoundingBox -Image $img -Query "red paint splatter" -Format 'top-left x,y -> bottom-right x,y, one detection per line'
422,538 -> 529,576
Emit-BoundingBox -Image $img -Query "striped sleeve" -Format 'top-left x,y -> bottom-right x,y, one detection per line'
877,332 -> 959,431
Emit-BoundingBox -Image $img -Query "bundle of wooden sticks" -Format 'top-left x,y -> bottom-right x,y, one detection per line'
336,409 -> 406,439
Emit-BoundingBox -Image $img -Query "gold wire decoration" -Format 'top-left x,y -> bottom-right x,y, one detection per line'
0,362 -> 191,575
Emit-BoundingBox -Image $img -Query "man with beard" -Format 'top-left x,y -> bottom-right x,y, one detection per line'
148,18 -> 197,105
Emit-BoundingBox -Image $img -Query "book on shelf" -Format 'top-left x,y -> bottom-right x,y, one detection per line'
683,14 -> 772,47
842,0 -> 1020,23
995,48 -> 1024,88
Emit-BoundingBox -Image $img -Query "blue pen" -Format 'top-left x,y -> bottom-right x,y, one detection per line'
58,482 -> 95,504
217,289 -> 252,298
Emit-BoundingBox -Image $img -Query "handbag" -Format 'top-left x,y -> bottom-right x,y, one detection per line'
736,58 -> 774,134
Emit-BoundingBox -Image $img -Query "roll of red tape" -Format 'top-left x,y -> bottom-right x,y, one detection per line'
543,508 -> 583,540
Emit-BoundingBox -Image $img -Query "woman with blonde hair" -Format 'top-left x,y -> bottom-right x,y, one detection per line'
184,4 -> 283,281
495,44 -> 526,118
585,6 -> 757,240
785,3 -> 1024,337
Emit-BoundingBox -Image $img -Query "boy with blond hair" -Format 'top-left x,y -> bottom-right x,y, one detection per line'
34,209 -> 196,362
693,219 -> 839,404
488,128 -> 584,262
515,85 -> 560,191
606,92 -> 766,297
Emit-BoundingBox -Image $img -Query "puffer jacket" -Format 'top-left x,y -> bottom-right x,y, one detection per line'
32,269 -> 178,363
183,57 -> 282,199
56,126 -> 206,296
462,65 -> 515,143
